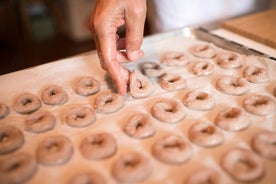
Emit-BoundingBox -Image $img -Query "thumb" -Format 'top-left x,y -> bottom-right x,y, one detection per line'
125,1 -> 147,61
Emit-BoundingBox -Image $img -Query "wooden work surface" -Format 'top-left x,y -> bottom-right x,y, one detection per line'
223,9 -> 276,49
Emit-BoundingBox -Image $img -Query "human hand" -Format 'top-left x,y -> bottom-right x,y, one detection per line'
89,0 -> 147,95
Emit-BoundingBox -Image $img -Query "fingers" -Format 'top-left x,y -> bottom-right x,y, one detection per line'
96,35 -> 129,94
107,61 -> 130,95
116,51 -> 129,63
91,16 -> 129,94
89,0 -> 147,95
125,0 -> 147,61
116,37 -> 132,63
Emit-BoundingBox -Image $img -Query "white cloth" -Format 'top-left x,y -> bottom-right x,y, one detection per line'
147,0 -> 271,33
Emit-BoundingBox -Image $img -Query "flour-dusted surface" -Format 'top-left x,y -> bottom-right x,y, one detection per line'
0,28 -> 276,184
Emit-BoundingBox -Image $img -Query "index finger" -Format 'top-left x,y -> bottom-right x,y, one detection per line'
93,25 -> 130,95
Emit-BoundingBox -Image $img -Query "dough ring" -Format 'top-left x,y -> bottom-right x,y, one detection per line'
188,121 -> 224,147
112,152 -> 152,183
25,110 -> 56,133
123,112 -> 156,139
75,76 -> 101,96
129,69 -> 154,99
183,90 -> 215,111
151,98 -> 186,123
216,51 -> 243,69
13,92 -> 42,114
36,135 -> 73,165
159,73 -> 187,91
61,106 -> 96,128
141,62 -> 165,77
93,91 -> 124,114
0,125 -> 24,155
0,152 -> 37,184
68,171 -> 106,184
273,86 -> 276,97
0,103 -> 9,119
41,85 -> 69,105
190,43 -> 216,59
191,60 -> 214,76
185,167 -> 223,184
214,107 -> 250,132
152,134 -> 192,164
80,132 -> 117,160
243,65 -> 270,83
216,75 -> 249,96
221,147 -> 264,182
243,94 -> 276,116
251,131 -> 276,160
160,51 -> 189,66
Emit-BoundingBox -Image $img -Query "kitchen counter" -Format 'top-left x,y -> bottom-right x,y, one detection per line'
0,27 -> 275,184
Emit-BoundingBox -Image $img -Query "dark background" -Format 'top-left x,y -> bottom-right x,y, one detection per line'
0,0 -> 150,75
0,1 -> 90,74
